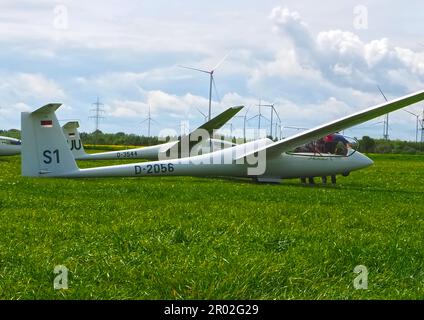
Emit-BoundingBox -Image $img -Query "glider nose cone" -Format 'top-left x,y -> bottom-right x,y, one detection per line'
358,152 -> 374,169
347,150 -> 374,171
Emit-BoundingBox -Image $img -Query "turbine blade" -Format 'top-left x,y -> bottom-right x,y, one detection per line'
178,65 -> 211,74
403,109 -> 418,117
196,107 -> 207,117
213,50 -> 232,71
377,85 -> 388,102
247,115 -> 259,121
272,106 -> 281,121
212,76 -> 221,103
244,105 -> 252,116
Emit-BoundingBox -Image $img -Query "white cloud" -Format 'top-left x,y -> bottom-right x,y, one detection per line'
107,100 -> 146,119
1,2 -> 423,140
0,72 -> 65,103
107,91 -> 202,120
264,7 -> 424,94
107,90 -> 250,120
14,73 -> 65,100
0,72 -> 65,129
250,7 -> 424,106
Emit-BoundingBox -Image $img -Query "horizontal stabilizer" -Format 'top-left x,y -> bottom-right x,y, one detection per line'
31,103 -> 62,115
63,121 -> 80,130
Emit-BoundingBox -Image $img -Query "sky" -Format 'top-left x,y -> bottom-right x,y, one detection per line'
1,0 -> 424,141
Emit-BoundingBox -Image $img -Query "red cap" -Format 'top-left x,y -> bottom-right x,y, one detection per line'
324,134 -> 334,142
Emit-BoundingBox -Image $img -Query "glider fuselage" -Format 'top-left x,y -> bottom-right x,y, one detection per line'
58,146 -> 373,181
0,137 -> 21,156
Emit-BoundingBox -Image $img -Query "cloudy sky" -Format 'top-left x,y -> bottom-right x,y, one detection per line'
1,0 -> 424,140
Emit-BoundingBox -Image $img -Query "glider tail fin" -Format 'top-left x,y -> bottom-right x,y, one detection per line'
62,121 -> 88,160
21,104 -> 79,177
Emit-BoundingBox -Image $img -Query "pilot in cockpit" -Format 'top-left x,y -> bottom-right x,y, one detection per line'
323,133 -> 350,155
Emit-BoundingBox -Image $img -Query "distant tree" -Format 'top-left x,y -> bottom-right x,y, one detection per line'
0,129 -> 20,139
360,136 -> 376,153
39,127 -> 424,154
401,146 -> 417,154
375,143 -> 392,154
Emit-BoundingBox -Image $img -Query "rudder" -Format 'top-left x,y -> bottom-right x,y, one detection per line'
21,104 -> 79,177
62,121 -> 88,160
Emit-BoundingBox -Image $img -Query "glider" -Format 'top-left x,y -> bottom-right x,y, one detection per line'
0,136 -> 21,156
21,90 -> 424,183
62,106 -> 242,160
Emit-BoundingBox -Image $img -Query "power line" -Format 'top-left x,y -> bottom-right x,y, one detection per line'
89,97 -> 105,145
89,96 -> 105,132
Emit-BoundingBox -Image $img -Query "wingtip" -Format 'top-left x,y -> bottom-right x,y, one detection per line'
230,105 -> 244,111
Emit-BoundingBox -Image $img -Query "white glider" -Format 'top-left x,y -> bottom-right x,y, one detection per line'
21,90 -> 424,183
62,106 -> 242,160
0,136 -> 21,156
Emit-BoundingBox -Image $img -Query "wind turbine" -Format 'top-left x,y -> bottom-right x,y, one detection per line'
259,103 -> 281,140
274,113 -> 282,140
420,107 -> 424,145
378,86 -> 423,142
248,100 -> 270,138
179,52 -> 231,121
403,109 -> 421,143
233,106 -> 252,143
140,105 -> 157,137
422,109 -> 424,144
196,107 -> 208,122
377,86 -> 390,140
404,105 -> 424,146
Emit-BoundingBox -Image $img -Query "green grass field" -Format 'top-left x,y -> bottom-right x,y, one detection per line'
0,153 -> 423,299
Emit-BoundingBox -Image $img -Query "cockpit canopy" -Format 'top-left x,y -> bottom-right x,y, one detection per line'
291,133 -> 358,156
0,136 -> 21,146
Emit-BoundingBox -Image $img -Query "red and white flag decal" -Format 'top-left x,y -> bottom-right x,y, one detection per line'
41,120 -> 53,127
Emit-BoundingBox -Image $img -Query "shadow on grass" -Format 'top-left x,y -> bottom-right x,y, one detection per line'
37,171 -> 422,197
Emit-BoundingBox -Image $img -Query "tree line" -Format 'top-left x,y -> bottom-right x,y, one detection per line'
358,136 -> 424,154
1,129 -> 423,154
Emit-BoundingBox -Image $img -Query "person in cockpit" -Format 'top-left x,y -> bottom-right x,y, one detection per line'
324,133 -> 350,155
321,133 -> 351,184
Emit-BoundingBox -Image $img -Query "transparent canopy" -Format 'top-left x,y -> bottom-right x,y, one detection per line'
289,134 -> 359,157
0,137 -> 21,146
